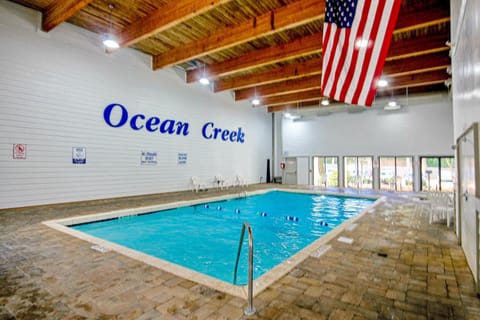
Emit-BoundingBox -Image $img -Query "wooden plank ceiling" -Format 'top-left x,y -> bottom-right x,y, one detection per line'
10,0 -> 451,112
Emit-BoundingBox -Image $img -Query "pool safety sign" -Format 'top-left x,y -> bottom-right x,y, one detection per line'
13,144 -> 26,159
178,153 -> 187,165
141,151 -> 157,165
72,147 -> 87,164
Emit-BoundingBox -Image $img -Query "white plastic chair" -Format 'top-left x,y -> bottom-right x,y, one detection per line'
235,175 -> 247,188
191,176 -> 205,192
428,192 -> 454,227
214,175 -> 226,190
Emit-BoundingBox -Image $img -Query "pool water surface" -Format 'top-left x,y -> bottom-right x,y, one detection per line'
71,191 -> 375,285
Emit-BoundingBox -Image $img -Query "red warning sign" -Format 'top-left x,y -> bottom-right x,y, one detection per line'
13,144 -> 26,159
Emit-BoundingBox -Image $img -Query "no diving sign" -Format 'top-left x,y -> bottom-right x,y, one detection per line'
13,144 -> 26,159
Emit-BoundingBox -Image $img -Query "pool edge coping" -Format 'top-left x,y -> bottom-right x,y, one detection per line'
42,188 -> 383,300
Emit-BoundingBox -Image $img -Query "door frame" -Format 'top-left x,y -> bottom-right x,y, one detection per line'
456,122 -> 480,293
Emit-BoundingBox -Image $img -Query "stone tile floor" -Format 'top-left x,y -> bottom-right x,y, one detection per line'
1,185 -> 480,319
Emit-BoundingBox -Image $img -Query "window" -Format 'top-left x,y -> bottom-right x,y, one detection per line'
379,156 -> 414,191
420,156 -> 455,192
313,156 -> 339,187
344,156 -> 373,189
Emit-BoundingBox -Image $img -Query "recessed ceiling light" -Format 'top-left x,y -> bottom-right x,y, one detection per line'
199,77 -> 210,85
284,112 -> 301,120
384,100 -> 401,110
103,4 -> 119,49
103,37 -> 120,49
377,79 -> 388,87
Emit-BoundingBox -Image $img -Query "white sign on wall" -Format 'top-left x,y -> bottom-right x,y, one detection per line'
141,151 -> 157,165
72,147 -> 87,164
13,144 -> 26,159
178,153 -> 187,165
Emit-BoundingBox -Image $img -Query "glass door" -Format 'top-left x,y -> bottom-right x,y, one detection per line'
313,156 -> 339,187
344,156 -> 373,189
420,156 -> 455,192
379,156 -> 414,191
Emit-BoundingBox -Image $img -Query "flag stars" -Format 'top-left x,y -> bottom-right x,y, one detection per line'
325,0 -> 358,28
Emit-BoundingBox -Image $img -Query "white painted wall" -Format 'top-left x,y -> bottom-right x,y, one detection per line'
450,0 -> 480,139
281,94 -> 454,189
0,2 -> 271,209
450,0 -> 480,288
282,95 -> 453,156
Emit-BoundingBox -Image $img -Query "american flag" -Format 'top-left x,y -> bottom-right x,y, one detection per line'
321,0 -> 402,107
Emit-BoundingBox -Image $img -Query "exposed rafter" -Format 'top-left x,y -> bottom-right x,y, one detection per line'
394,7 -> 450,32
377,69 -> 449,90
214,57 -> 323,92
387,34 -> 449,61
235,75 -> 321,101
12,0 -> 451,114
222,42 -> 449,104
258,89 -> 323,107
188,20 -> 449,86
42,0 -> 94,32
119,0 -> 233,47
267,100 -> 322,113
186,33 -> 323,83
382,52 -> 450,77
153,0 -> 325,70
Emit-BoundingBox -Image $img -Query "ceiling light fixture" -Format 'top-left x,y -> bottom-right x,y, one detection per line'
377,78 -> 388,87
199,63 -> 210,85
251,88 -> 260,106
320,98 -> 330,106
251,98 -> 260,106
103,4 -> 119,49
284,112 -> 301,120
384,100 -> 400,110
384,88 -> 401,111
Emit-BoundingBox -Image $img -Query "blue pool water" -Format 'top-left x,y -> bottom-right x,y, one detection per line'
72,191 -> 374,285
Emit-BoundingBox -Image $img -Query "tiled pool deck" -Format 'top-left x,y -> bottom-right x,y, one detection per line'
1,185 -> 480,319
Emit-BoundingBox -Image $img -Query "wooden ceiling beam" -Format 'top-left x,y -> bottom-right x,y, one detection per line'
214,57 -> 323,92
394,6 -> 450,33
153,0 -> 325,70
382,52 -> 450,77
262,70 -> 448,111
42,0 -> 94,32
235,75 -> 321,101
231,52 -> 449,99
190,28 -> 448,86
119,0 -> 233,47
267,100 -> 321,113
186,32 -> 322,83
215,50 -> 449,102
258,89 -> 323,107
376,83 -> 447,98
377,70 -> 449,90
387,34 -> 449,61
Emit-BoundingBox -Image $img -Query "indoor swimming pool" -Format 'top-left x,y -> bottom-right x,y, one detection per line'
67,190 -> 375,285
43,189 -> 378,297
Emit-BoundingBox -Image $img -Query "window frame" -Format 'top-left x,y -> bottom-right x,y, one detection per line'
343,156 -> 374,189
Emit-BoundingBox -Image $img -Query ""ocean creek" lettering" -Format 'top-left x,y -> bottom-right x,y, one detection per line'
103,103 -> 245,143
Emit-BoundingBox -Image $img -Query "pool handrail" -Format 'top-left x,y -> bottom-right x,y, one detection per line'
233,221 -> 255,316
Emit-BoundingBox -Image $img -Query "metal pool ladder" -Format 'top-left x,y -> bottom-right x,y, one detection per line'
233,221 -> 256,316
